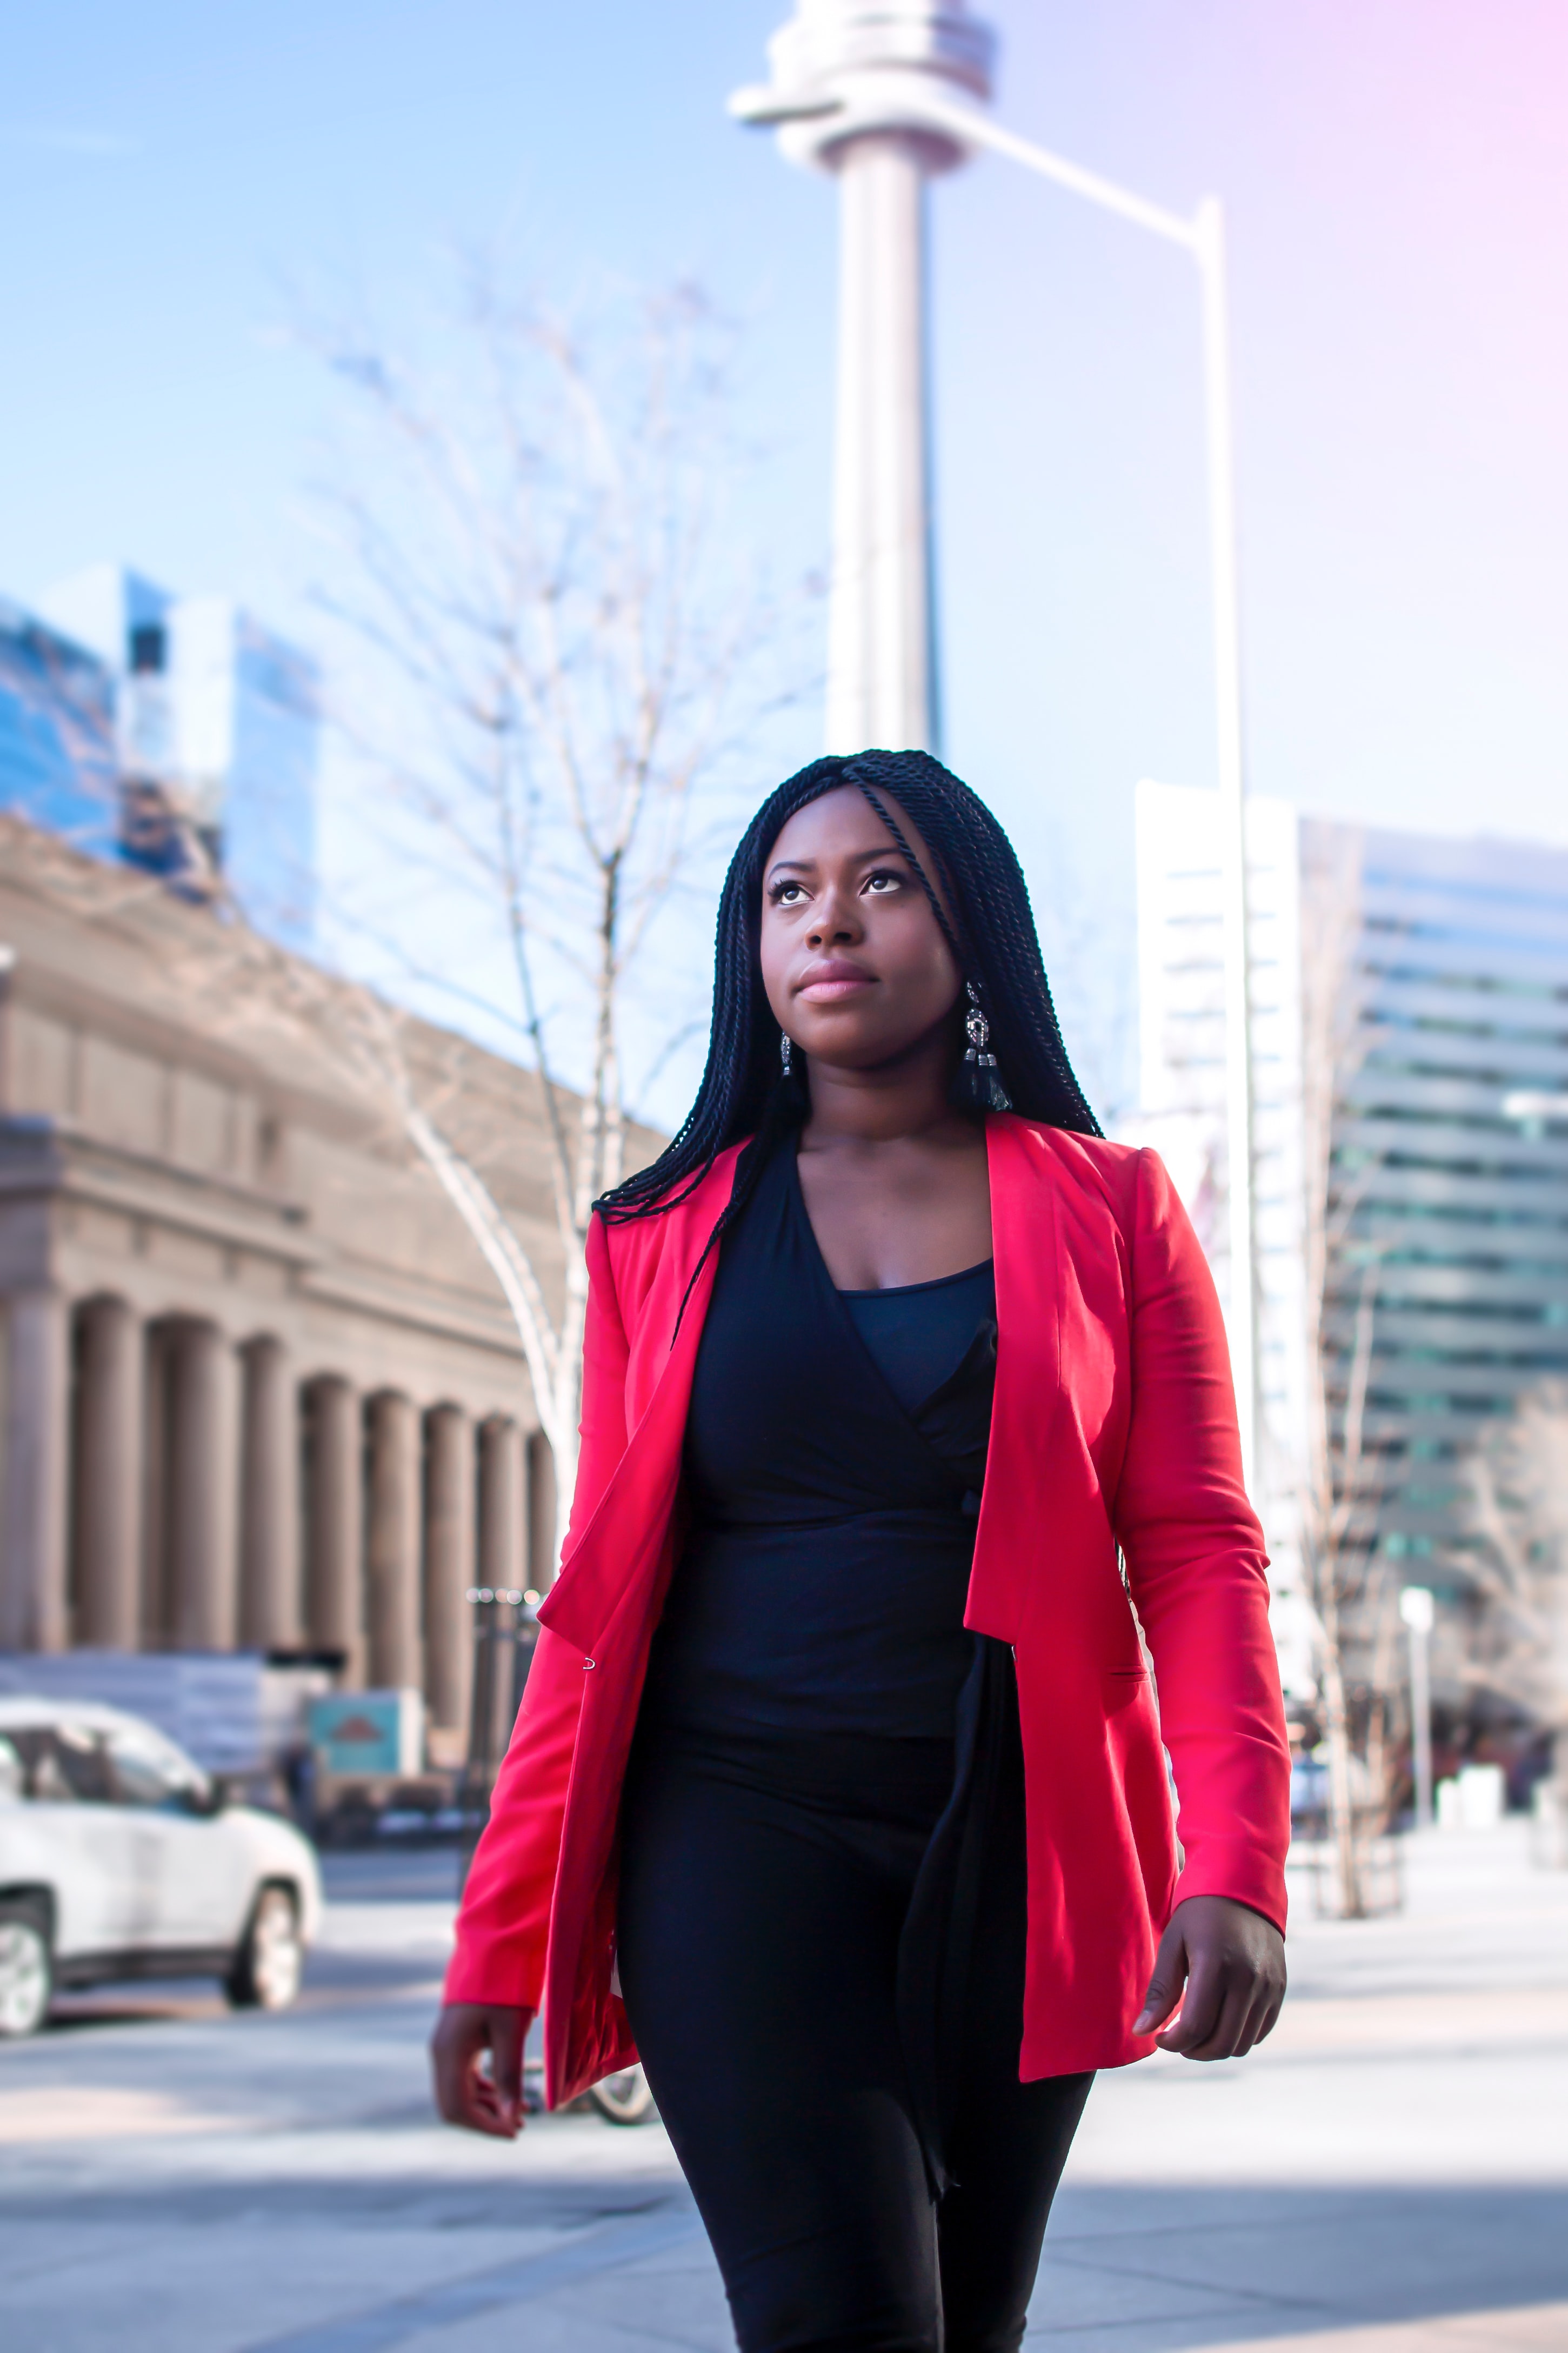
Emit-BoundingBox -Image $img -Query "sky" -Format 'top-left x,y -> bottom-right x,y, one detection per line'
4,1 -> 1566,1121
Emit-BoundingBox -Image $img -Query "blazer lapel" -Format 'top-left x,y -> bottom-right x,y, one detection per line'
964,1116 -> 1067,1640
536,1151 -> 739,1656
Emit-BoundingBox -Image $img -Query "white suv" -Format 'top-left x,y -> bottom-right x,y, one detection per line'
0,1697 -> 322,2037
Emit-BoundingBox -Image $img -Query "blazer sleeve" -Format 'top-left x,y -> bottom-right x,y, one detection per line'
1112,1148 -> 1292,1934
442,1213 -> 632,2009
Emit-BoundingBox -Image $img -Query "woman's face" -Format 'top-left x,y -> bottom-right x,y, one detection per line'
758,785 -> 963,1073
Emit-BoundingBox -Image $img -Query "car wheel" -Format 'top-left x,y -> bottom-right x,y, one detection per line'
0,1902 -> 53,2039
225,1884 -> 303,2012
586,2064 -> 657,2126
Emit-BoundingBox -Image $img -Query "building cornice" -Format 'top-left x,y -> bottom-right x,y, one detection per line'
0,1115 -> 319,1265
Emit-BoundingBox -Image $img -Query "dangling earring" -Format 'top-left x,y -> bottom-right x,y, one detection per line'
956,981 -> 1012,1113
779,1029 -> 793,1076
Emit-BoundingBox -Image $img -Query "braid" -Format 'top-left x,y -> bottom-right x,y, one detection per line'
597,748 -> 1100,1229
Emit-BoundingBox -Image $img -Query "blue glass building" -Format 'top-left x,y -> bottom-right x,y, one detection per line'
0,599 -> 119,859
1,564 -> 318,952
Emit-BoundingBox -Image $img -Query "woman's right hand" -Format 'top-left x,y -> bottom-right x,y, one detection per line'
431,2002 -> 534,2137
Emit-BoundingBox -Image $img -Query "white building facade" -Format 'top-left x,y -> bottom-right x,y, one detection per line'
0,820 -> 593,1756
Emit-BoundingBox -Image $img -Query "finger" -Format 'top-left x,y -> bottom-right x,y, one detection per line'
1178,1978 -> 1255,2062
1227,1986 -> 1272,2059
431,2015 -> 482,2124
462,2048 -> 522,2138
1155,1952 -> 1225,2054
465,2076 -> 521,2137
1247,1969 -> 1288,2051
431,2010 -> 523,2138
1251,1979 -> 1287,2048
489,2008 -> 525,2130
1132,1923 -> 1188,2036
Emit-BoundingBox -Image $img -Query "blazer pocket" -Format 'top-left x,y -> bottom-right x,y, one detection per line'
1102,1667 -> 1148,1712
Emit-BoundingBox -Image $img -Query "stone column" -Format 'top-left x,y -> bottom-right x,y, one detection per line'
139,1321 -> 174,1647
305,1377 -> 363,1685
478,1417 -> 526,1593
366,1391 -> 422,1691
167,1319 -> 239,1650
1,1290 -> 70,1652
422,1405 -> 473,1736
72,1295 -> 143,1649
527,1430 -> 558,1591
238,1335 -> 301,1652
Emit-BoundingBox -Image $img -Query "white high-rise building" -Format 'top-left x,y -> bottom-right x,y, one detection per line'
1135,779 -> 1568,1703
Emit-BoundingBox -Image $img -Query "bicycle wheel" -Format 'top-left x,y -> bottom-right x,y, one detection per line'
586,2063 -> 657,2125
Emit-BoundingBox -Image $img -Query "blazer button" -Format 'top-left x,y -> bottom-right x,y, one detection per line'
583,1657 -> 596,1670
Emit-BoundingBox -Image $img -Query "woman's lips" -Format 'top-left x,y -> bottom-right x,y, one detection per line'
798,964 -> 876,1002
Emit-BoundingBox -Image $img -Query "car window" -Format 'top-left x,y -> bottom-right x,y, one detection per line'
104,1727 -> 208,1811
0,1737 -> 22,1802
9,1724 -> 115,1803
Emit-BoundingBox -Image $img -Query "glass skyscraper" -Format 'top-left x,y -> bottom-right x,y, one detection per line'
1134,777 -> 1568,1710
1,563 -> 318,951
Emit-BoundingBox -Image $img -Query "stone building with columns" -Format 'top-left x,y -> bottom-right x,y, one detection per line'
0,817 -> 653,1758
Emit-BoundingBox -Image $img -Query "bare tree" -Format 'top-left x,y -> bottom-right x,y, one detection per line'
1462,1381 -> 1568,1843
296,260 -> 806,1561
1297,822 -> 1398,1913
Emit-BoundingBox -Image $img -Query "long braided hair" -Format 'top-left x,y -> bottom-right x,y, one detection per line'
596,749 -> 1099,1244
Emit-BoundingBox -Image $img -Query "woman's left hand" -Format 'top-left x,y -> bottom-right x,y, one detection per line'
1132,1894 -> 1286,2059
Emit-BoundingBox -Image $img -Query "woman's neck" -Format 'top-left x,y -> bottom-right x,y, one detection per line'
801,1027 -> 972,1154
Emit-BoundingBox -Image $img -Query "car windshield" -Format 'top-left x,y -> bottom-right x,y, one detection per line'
104,1726 -> 209,1810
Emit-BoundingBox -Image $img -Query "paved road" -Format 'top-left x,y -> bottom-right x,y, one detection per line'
2,1825 -> 1565,2351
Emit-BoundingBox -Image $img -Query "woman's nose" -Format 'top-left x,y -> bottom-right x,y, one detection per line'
808,886 -> 861,946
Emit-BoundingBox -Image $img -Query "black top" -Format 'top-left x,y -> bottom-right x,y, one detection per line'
639,1138 -> 997,1745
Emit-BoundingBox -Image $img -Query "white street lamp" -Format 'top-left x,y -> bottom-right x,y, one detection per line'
732,5 -> 1261,1483
1400,1583 -> 1436,1829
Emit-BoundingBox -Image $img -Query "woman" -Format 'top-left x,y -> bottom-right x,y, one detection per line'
433,749 -> 1291,2352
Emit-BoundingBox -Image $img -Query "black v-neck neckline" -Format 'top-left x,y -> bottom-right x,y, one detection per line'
782,1145 -> 995,1454
788,1143 -> 993,1302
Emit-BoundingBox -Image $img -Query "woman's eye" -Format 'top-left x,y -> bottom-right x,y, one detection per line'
864,870 -> 902,894
770,881 -> 806,905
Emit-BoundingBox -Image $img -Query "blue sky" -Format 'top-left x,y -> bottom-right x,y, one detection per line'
4,2 -> 1565,1118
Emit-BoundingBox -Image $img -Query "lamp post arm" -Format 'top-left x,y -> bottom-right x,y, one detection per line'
899,94 -> 1198,249
1194,194 -> 1259,1487
893,96 -> 1259,1486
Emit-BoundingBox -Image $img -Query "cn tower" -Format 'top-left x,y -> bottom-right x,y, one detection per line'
731,3 -> 997,755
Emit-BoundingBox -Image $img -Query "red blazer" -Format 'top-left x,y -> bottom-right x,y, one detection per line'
445,1116 -> 1290,2106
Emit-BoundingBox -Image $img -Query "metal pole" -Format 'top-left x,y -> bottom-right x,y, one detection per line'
457,1583 -> 525,1886
1194,195 -> 1259,1492
1411,1620 -> 1432,1828
1401,1584 -> 1435,1829
880,94 -> 1264,1494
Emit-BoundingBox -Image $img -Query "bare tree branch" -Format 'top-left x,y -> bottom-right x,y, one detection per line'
288,254 -> 811,1566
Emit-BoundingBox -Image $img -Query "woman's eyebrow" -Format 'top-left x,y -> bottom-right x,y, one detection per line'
765,841 -> 912,887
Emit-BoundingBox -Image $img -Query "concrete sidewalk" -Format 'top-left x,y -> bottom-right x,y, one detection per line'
1,1824 -> 1564,2350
